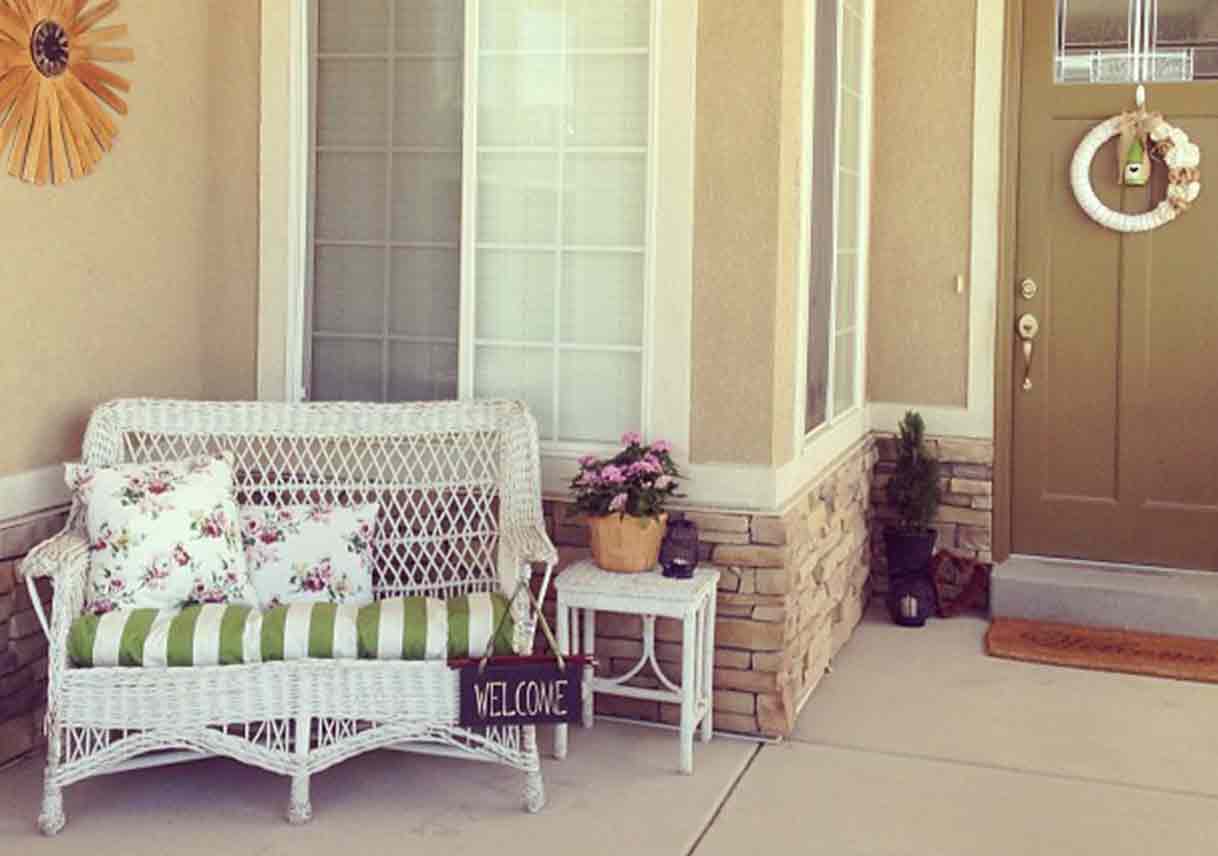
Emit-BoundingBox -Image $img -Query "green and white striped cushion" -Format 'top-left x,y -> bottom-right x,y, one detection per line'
67,594 -> 515,667
356,593 -> 515,660
68,602 -> 361,667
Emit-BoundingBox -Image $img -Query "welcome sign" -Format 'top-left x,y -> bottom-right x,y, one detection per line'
457,656 -> 588,727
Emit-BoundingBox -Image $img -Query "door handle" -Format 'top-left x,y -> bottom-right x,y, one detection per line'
1017,313 -> 1039,391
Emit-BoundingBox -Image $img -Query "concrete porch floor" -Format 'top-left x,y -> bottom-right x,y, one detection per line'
3,604 -> 1218,855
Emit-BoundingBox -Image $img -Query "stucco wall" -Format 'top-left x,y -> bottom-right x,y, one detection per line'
690,0 -> 806,468
0,0 -> 260,477
866,0 -> 976,407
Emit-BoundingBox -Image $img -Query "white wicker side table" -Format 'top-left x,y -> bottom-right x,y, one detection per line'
553,560 -> 720,774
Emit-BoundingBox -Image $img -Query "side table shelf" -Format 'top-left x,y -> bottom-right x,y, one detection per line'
553,561 -> 720,774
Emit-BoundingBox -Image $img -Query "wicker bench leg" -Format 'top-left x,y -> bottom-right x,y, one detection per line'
38,724 -> 66,836
288,774 -> 312,825
287,714 -> 312,824
38,780 -> 66,836
522,725 -> 545,813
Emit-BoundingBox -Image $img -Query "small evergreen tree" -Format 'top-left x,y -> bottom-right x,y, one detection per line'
887,411 -> 941,531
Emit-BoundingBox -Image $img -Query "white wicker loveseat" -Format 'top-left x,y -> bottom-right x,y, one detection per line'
21,398 -> 558,834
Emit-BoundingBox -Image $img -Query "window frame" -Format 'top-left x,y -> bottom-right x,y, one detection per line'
300,0 -> 658,450
260,0 -> 698,493
793,0 -> 873,454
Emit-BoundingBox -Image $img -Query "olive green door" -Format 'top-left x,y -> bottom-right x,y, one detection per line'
1012,0 -> 1218,569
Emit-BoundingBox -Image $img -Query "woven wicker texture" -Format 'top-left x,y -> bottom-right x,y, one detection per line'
21,399 -> 558,833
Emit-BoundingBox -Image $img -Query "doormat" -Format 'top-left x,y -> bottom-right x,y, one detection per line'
985,618 -> 1218,684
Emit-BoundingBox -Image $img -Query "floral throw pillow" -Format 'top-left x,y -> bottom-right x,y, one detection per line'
66,456 -> 256,615
239,503 -> 379,608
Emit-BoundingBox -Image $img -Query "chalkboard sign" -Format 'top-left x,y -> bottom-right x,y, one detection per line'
456,656 -> 589,727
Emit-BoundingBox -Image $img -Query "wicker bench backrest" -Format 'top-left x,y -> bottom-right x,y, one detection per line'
76,399 -> 544,600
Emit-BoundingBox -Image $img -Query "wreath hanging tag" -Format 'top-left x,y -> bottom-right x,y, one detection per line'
1071,86 -> 1201,233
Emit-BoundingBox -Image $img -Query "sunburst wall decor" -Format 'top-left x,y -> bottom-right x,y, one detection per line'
0,0 -> 133,185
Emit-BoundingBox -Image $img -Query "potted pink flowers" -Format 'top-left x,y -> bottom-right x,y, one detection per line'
570,432 -> 684,573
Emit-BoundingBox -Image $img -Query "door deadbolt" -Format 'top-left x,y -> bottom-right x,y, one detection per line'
1017,313 -> 1039,391
1019,278 -> 1038,300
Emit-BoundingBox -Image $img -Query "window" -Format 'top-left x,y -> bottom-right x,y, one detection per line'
805,0 -> 867,434
308,1 -> 653,445
1056,0 -> 1218,83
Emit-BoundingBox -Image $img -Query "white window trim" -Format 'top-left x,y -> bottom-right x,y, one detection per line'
791,0 -> 875,470
259,0 -> 700,497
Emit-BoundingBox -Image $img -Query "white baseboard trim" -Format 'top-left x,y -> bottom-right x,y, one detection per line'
0,465 -> 70,524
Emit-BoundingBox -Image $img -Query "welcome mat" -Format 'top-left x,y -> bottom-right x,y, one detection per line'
986,618 -> 1218,684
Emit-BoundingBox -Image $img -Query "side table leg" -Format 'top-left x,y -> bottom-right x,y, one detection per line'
701,594 -> 716,743
679,608 -> 696,774
555,596 -> 570,760
582,609 -> 596,728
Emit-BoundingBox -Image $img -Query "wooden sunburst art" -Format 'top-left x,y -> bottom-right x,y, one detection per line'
0,0 -> 133,185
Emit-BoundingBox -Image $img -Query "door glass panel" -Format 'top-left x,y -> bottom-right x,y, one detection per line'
1154,0 -> 1218,80
1057,0 -> 1218,83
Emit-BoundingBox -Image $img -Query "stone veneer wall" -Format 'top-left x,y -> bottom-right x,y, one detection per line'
869,434 -> 995,590
540,437 -> 877,738
0,510 -> 65,767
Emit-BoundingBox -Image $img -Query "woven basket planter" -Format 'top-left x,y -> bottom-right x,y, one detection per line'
587,513 -> 668,573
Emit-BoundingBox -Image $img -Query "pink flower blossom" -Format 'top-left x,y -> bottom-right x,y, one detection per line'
651,439 -> 672,455
621,431 -> 643,447
608,493 -> 628,513
578,455 -> 599,468
600,465 -> 626,484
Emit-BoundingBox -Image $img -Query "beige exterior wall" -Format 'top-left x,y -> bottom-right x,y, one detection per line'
0,0 -> 260,477
691,0 -> 806,468
866,0 -> 977,407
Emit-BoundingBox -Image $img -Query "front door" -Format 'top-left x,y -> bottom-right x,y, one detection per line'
1012,0 -> 1218,569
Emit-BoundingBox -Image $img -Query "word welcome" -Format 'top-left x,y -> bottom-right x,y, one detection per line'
475,679 -> 569,721
458,660 -> 584,726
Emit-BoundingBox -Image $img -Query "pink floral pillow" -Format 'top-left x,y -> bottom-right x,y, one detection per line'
66,456 -> 257,614
239,503 -> 379,607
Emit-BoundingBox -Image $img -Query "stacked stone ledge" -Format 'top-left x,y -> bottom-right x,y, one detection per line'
540,437 -> 877,738
0,511 -> 65,768
869,434 -> 995,592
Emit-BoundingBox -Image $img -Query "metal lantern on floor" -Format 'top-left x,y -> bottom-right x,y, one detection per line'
886,572 -> 938,627
660,519 -> 699,578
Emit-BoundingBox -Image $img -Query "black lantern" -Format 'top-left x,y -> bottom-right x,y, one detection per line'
660,519 -> 699,579
885,573 -> 937,627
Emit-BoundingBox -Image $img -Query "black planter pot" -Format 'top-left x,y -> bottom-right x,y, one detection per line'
883,526 -> 937,579
883,526 -> 938,627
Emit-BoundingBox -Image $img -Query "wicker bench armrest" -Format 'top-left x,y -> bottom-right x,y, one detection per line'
502,521 -> 558,568
20,531 -> 89,650
21,531 -> 89,581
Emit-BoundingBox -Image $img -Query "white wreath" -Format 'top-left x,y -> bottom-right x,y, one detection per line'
1071,112 -> 1201,233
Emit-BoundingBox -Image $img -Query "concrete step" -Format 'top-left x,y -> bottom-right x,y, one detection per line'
991,555 -> 1218,640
